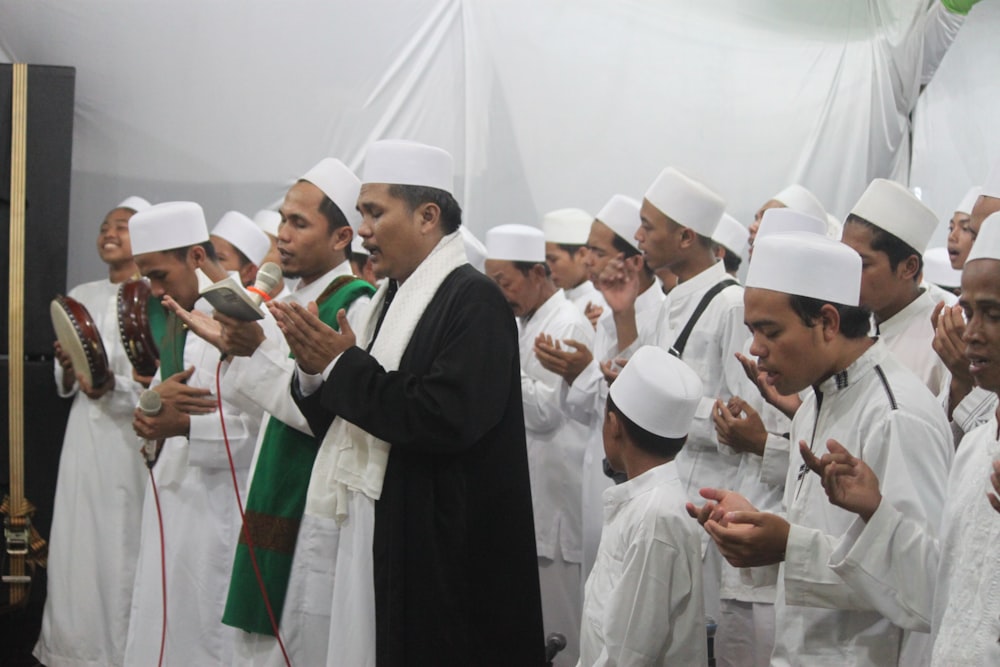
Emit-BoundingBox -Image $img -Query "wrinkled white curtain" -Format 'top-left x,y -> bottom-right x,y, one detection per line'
0,0 -> 991,287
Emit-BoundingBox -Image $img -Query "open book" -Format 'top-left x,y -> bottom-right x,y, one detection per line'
200,275 -> 265,321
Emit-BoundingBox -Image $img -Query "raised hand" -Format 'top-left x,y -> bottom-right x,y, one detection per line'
269,301 -> 355,375
713,396 -> 767,455
214,312 -> 266,358
584,301 -> 604,329
162,294 -> 223,352
155,366 -> 217,415
802,439 -> 882,522
735,352 -> 802,419
534,333 -> 593,385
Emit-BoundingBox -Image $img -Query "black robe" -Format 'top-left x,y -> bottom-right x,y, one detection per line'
295,264 -> 545,666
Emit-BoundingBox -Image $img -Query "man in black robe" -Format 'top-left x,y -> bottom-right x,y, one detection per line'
271,139 -> 544,666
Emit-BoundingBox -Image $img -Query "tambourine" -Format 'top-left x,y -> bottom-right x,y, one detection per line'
50,295 -> 112,388
117,279 -> 165,377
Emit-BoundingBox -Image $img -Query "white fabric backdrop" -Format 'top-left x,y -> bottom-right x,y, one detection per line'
0,0 -> 996,288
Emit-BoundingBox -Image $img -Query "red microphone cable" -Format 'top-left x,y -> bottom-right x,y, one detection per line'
215,358 -> 293,667
147,463 -> 168,667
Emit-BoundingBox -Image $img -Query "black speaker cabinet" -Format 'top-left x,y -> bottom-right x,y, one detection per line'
0,64 -> 75,357
0,359 -> 72,665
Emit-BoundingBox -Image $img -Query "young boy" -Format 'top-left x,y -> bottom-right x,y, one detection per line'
579,344 -> 707,666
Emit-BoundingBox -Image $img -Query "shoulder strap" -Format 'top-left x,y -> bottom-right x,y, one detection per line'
670,279 -> 739,359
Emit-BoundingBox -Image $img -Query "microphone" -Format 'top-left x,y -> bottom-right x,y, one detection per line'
247,261 -> 282,306
138,389 -> 163,467
544,633 -> 567,662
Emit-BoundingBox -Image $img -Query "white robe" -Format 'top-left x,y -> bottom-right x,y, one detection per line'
33,278 -> 147,667
878,289 -> 949,395
578,461 -> 707,667
829,416 -> 1000,666
521,289 -> 594,666
770,340 -> 953,666
563,282 -> 663,584
223,262 -> 370,667
124,291 -> 263,667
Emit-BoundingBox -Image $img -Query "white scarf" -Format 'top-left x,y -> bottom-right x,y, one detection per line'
304,230 -> 468,521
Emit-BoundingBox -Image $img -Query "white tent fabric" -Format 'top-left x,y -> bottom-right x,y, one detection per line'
0,0 -> 995,288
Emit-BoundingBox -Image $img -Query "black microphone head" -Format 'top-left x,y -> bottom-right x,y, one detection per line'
138,388 -> 162,416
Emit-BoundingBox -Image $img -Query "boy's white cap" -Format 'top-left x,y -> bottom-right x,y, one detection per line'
212,211 -> 271,265
643,167 -> 726,238
362,139 -> 453,194
755,208 -> 827,244
712,213 -> 748,257
253,209 -> 282,237
460,226 -> 488,272
129,201 -> 209,256
542,208 -> 592,245
301,158 -> 362,227
115,196 -> 151,213
849,178 -> 938,254
746,232 -> 861,306
485,224 -> 545,263
956,186 -> 982,216
609,345 -> 703,439
596,195 -> 641,251
966,212 -> 1000,264
772,184 -> 827,224
923,247 -> 962,288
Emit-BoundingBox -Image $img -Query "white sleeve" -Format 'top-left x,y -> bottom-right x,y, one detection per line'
225,332 -> 312,435
187,362 -> 263,470
828,501 -> 937,632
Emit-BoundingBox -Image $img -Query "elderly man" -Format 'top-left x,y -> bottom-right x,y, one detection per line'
271,140 -> 544,666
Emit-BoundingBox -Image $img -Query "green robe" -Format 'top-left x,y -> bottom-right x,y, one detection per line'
222,276 -> 375,635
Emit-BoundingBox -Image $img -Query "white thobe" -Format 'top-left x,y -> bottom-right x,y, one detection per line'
124,289 -> 263,667
33,279 -> 147,667
563,282 -> 663,584
224,262 -> 370,667
578,461 -> 707,667
564,280 -> 607,317
878,289 -> 949,395
522,289 -> 594,666
829,416 -> 1000,666
770,341 -> 953,666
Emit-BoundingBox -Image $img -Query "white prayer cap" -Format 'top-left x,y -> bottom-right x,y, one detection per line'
253,209 -> 281,237
712,213 -> 748,257
983,158 -> 1000,199
129,201 -> 209,256
825,213 -> 843,240
301,158 -> 362,227
362,139 -> 453,194
211,211 -> 271,266
115,196 -> 151,213
747,232 -> 861,306
596,194 -> 641,251
849,178 -> 938,254
542,208 -> 592,245
923,247 -> 962,288
460,226 -> 488,272
956,186 -> 982,215
643,167 -> 726,238
966,212 -> 1000,264
772,184 -> 827,223
351,234 -> 368,256
755,208 -> 827,244
485,224 -> 545,263
609,345 -> 703,439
